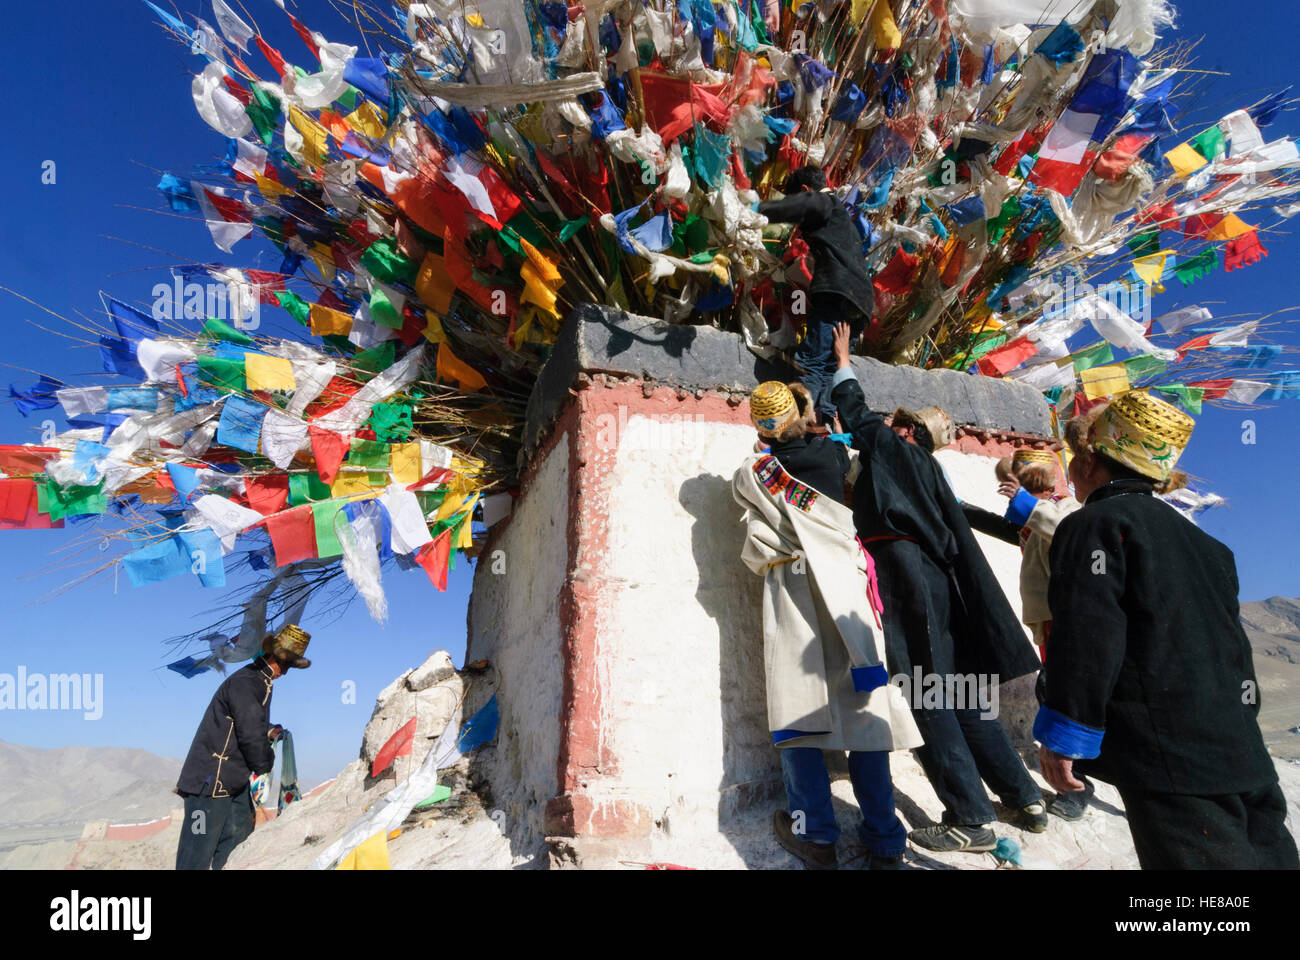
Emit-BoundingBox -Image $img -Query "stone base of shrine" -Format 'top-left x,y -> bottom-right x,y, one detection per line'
465,307 -> 1057,868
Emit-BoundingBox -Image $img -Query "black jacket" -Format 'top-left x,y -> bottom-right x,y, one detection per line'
768,434 -> 850,505
832,375 -> 1040,683
758,190 -> 873,317
176,659 -> 276,798
1041,480 -> 1276,795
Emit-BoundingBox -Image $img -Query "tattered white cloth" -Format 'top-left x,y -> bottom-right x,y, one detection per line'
732,453 -> 921,753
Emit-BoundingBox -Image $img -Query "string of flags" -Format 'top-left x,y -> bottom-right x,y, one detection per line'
4,0 -> 1299,644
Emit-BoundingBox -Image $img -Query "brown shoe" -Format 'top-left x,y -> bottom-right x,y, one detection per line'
773,810 -> 838,870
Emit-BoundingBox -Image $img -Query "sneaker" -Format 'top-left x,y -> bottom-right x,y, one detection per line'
1012,801 -> 1049,833
908,823 -> 998,853
773,810 -> 838,870
1048,782 -> 1094,821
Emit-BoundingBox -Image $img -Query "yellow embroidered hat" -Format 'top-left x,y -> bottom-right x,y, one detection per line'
262,624 -> 312,669
750,381 -> 799,438
894,405 -> 955,450
1090,390 -> 1194,481
1012,448 -> 1057,466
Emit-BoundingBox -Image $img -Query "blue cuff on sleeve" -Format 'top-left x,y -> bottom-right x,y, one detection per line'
772,728 -> 831,745
1005,487 -> 1038,527
829,432 -> 851,445
851,664 -> 890,693
830,366 -> 857,390
1033,706 -> 1104,759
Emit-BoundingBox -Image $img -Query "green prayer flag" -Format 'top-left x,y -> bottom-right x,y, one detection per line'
414,785 -> 453,808
416,490 -> 446,514
337,86 -> 360,111
558,216 -> 589,243
289,472 -> 331,505
43,478 -> 107,522
202,317 -> 255,346
1174,246 -> 1217,287
196,356 -> 246,393
1123,354 -> 1167,381
1072,342 -> 1115,373
246,87 -> 281,146
275,290 -> 311,326
1153,384 -> 1204,414
352,341 -> 395,377
967,332 -> 1009,360
365,401 -> 414,442
348,439 -> 390,471
1190,125 -> 1226,162
1127,231 -> 1160,258
360,237 -> 417,285
312,500 -> 345,558
369,285 -> 403,329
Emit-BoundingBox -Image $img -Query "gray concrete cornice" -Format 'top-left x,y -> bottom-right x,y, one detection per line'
525,304 -> 1052,451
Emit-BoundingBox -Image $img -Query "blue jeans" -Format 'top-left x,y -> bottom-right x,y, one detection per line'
794,293 -> 865,423
780,747 -> 907,856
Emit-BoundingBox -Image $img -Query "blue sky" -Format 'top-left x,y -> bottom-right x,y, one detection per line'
0,1 -> 1297,787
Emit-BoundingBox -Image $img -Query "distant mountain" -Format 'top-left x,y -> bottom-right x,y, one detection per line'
0,740 -> 180,832
1240,597 -> 1300,760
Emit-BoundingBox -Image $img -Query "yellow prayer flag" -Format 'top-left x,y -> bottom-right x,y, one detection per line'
1131,251 -> 1172,293
244,353 -> 296,392
331,470 -> 386,497
868,1 -> 902,49
390,442 -> 422,484
336,830 -> 390,870
1207,213 -> 1254,243
422,311 -> 447,345
1164,142 -> 1208,179
1081,363 -> 1130,400
310,303 -> 353,336
521,261 -> 561,317
345,101 -> 387,139
254,172 -> 290,198
288,106 -> 329,168
456,502 -> 477,550
519,238 -> 563,283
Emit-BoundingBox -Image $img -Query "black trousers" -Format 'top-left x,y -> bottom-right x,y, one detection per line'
175,789 -> 256,870
1118,781 -> 1299,870
875,540 -> 1041,825
912,705 -> 1042,826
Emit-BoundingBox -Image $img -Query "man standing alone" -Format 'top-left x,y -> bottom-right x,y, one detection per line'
174,624 -> 310,870
1036,394 -> 1297,869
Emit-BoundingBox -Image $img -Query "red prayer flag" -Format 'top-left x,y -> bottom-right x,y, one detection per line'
246,269 -> 287,305
873,247 -> 919,296
1028,151 -> 1097,196
245,475 -> 291,515
308,426 -> 349,485
1176,333 -> 1213,361
287,12 -> 320,59
977,336 -> 1039,377
370,717 -> 417,778
415,530 -> 452,591
1188,379 -> 1234,400
204,188 -> 251,223
0,479 -> 37,523
304,376 -> 361,420
255,37 -> 287,78
264,506 -> 318,566
1224,230 -> 1268,271
0,445 -> 61,476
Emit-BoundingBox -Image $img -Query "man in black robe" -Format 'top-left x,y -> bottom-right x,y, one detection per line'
174,624 -> 311,870
1036,393 -> 1298,869
758,165 -> 873,424
828,323 -> 1045,853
